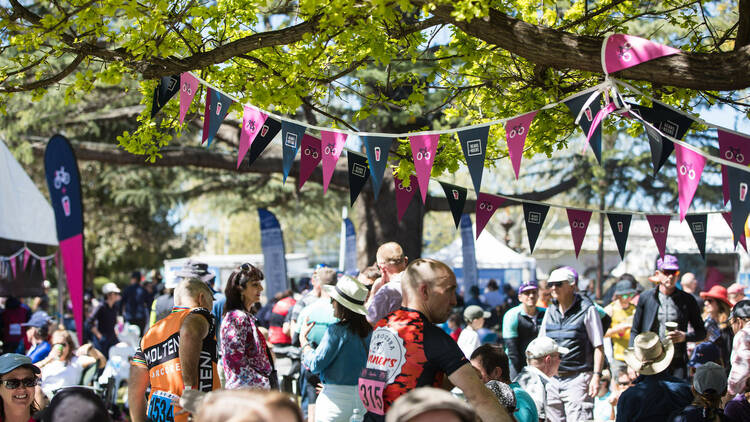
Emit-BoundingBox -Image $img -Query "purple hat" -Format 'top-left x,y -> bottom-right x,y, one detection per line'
657,254 -> 679,271
518,281 -> 538,294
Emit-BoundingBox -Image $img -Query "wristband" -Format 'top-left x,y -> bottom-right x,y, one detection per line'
594,372 -> 602,377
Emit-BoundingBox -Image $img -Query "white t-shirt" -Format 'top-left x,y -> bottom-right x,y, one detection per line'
41,356 -> 84,398
457,326 -> 481,359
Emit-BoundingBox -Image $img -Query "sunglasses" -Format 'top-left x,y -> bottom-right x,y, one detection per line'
0,377 -> 39,389
547,281 -> 564,288
619,293 -> 635,299
240,263 -> 256,272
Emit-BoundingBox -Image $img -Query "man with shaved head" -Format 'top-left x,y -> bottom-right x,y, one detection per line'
366,242 -> 409,325
361,258 -> 511,422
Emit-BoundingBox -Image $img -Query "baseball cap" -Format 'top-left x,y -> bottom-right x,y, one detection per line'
688,342 -> 721,368
36,386 -> 112,422
0,354 -> 40,375
101,282 -> 121,295
525,336 -> 570,359
548,267 -> 577,284
518,281 -> 538,294
692,362 -> 727,395
315,267 -> 338,286
21,312 -> 51,328
463,305 -> 490,322
730,299 -> 750,319
656,254 -> 679,271
385,387 -> 475,422
613,280 -> 637,296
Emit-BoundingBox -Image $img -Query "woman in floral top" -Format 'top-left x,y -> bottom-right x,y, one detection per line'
221,263 -> 273,389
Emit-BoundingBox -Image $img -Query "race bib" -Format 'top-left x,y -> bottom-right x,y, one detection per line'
358,368 -> 387,415
147,390 -> 178,422
9,324 -> 20,336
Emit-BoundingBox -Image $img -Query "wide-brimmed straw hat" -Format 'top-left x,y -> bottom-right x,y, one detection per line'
323,275 -> 368,315
623,332 -> 674,375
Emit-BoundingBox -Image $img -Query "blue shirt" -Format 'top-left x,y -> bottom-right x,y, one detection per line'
616,373 -> 693,422
26,341 -> 51,363
296,298 -> 337,346
302,322 -> 371,385
212,294 -> 226,348
510,382 -> 539,422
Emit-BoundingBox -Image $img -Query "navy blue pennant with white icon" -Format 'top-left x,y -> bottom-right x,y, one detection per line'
245,116 -> 282,167
727,165 -> 750,249
281,121 -> 306,183
151,75 -> 180,117
685,214 -> 708,259
439,182 -> 467,229
565,92 -> 603,163
456,126 -> 489,195
607,213 -> 632,259
202,89 -> 234,148
522,203 -> 549,254
347,151 -> 370,206
362,136 -> 393,200
629,102 -> 694,175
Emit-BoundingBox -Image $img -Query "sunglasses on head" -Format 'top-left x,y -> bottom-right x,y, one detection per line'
547,281 -> 564,288
240,263 -> 256,272
0,377 -> 38,389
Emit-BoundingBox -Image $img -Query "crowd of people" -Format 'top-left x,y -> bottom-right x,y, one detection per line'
0,244 -> 748,422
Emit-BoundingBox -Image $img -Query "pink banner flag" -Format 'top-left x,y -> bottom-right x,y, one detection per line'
675,144 -> 706,221
603,34 -> 681,74
395,175 -> 420,222
298,134 -> 322,190
179,73 -> 200,125
722,212 -> 748,251
718,130 -> 750,205
587,101 -> 616,144
9,257 -> 16,279
321,131 -> 348,193
40,258 -> 47,280
22,250 -> 30,270
60,233 -> 85,346
505,111 -> 537,180
646,215 -> 671,258
201,89 -> 211,144
475,193 -> 506,239
566,209 -> 592,258
409,134 -> 439,203
238,106 -> 268,169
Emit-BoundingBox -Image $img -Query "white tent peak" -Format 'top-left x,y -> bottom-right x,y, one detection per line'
428,228 -> 535,269
0,138 -> 58,245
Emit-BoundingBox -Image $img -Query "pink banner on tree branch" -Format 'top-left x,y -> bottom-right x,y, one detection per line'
179,73 -> 200,125
475,193 -> 506,239
646,215 -> 671,258
321,131 -> 348,193
505,111 -> 537,180
409,134 -> 439,203
603,34 -> 681,74
718,130 -> 750,205
395,175 -> 419,222
675,144 -> 706,221
566,209 -> 592,258
238,106 -> 268,169
298,134 -> 322,190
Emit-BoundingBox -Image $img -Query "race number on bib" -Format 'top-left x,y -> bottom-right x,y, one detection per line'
358,368 -> 387,415
147,390 -> 178,422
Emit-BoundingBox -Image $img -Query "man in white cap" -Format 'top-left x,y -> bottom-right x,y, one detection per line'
514,336 -> 568,422
457,305 -> 490,359
538,266 -> 604,422
86,282 -> 121,357
616,331 -> 692,422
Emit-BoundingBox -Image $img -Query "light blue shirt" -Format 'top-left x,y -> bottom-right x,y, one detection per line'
296,298 -> 337,346
302,323 -> 371,385
510,382 -> 539,422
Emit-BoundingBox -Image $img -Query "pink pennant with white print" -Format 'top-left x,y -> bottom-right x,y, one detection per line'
505,111 -> 537,180
409,134 -> 439,203
237,106 -> 269,169
475,193 -> 506,239
646,215 -> 671,258
395,175 -> 420,222
603,34 -> 681,74
321,131 -> 348,193
179,73 -> 200,125
298,134 -> 322,190
566,209 -> 592,258
674,144 -> 706,221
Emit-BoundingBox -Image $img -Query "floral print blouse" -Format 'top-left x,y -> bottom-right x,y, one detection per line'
221,309 -> 272,389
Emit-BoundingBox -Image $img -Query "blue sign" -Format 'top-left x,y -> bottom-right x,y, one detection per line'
460,214 -> 478,291
258,209 -> 289,300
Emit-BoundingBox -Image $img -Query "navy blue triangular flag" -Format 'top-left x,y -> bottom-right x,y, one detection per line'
457,126 -> 489,194
565,92 -> 603,163
728,165 -> 750,248
347,151 -> 370,206
685,214 -> 707,259
281,121 -> 306,183
363,136 -> 393,200
204,90 -> 234,147
151,75 -> 180,117
629,102 -> 694,175
439,182 -> 467,228
523,203 -> 549,253
607,213 -> 632,259
244,117 -> 282,168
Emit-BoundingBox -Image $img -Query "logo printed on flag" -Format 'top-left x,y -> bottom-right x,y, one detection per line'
584,108 -> 593,121
352,163 -> 367,177
374,147 -> 381,161
529,212 -> 541,224
653,225 -> 666,233
467,140 -> 482,156
661,121 -> 678,137
617,222 -> 624,232
285,133 -> 298,148
691,221 -> 705,233
452,190 -> 459,200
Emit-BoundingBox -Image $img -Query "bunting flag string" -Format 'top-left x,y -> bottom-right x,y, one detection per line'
321,131 -> 348,193
607,213 -> 633,259
566,209 -> 592,258
523,203 -> 550,253
475,193 -> 506,238
346,151 -> 370,206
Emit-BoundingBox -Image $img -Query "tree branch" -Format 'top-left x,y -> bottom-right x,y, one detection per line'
0,54 -> 84,93
737,0 -> 750,49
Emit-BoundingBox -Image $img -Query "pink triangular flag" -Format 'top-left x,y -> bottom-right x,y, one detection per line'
475,193 -> 506,239
321,131 -> 348,193
603,34 -> 681,74
566,209 -> 592,258
201,89 -> 211,144
646,215 -> 671,258
395,175 -> 420,222
587,101 -> 616,144
237,106 -> 268,169
409,134 -> 439,203
40,258 -> 47,280
179,73 -> 200,125
23,250 -> 30,270
722,212 -> 748,251
505,111 -> 537,180
298,134 -> 322,190
674,144 -> 706,221
718,130 -> 750,205
9,257 -> 16,279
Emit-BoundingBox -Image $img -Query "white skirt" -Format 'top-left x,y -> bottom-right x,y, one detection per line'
314,384 -> 365,422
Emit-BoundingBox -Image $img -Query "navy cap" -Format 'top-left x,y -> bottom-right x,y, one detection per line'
731,299 -> 750,320
0,353 -> 40,375
688,342 -> 721,368
21,312 -> 51,328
